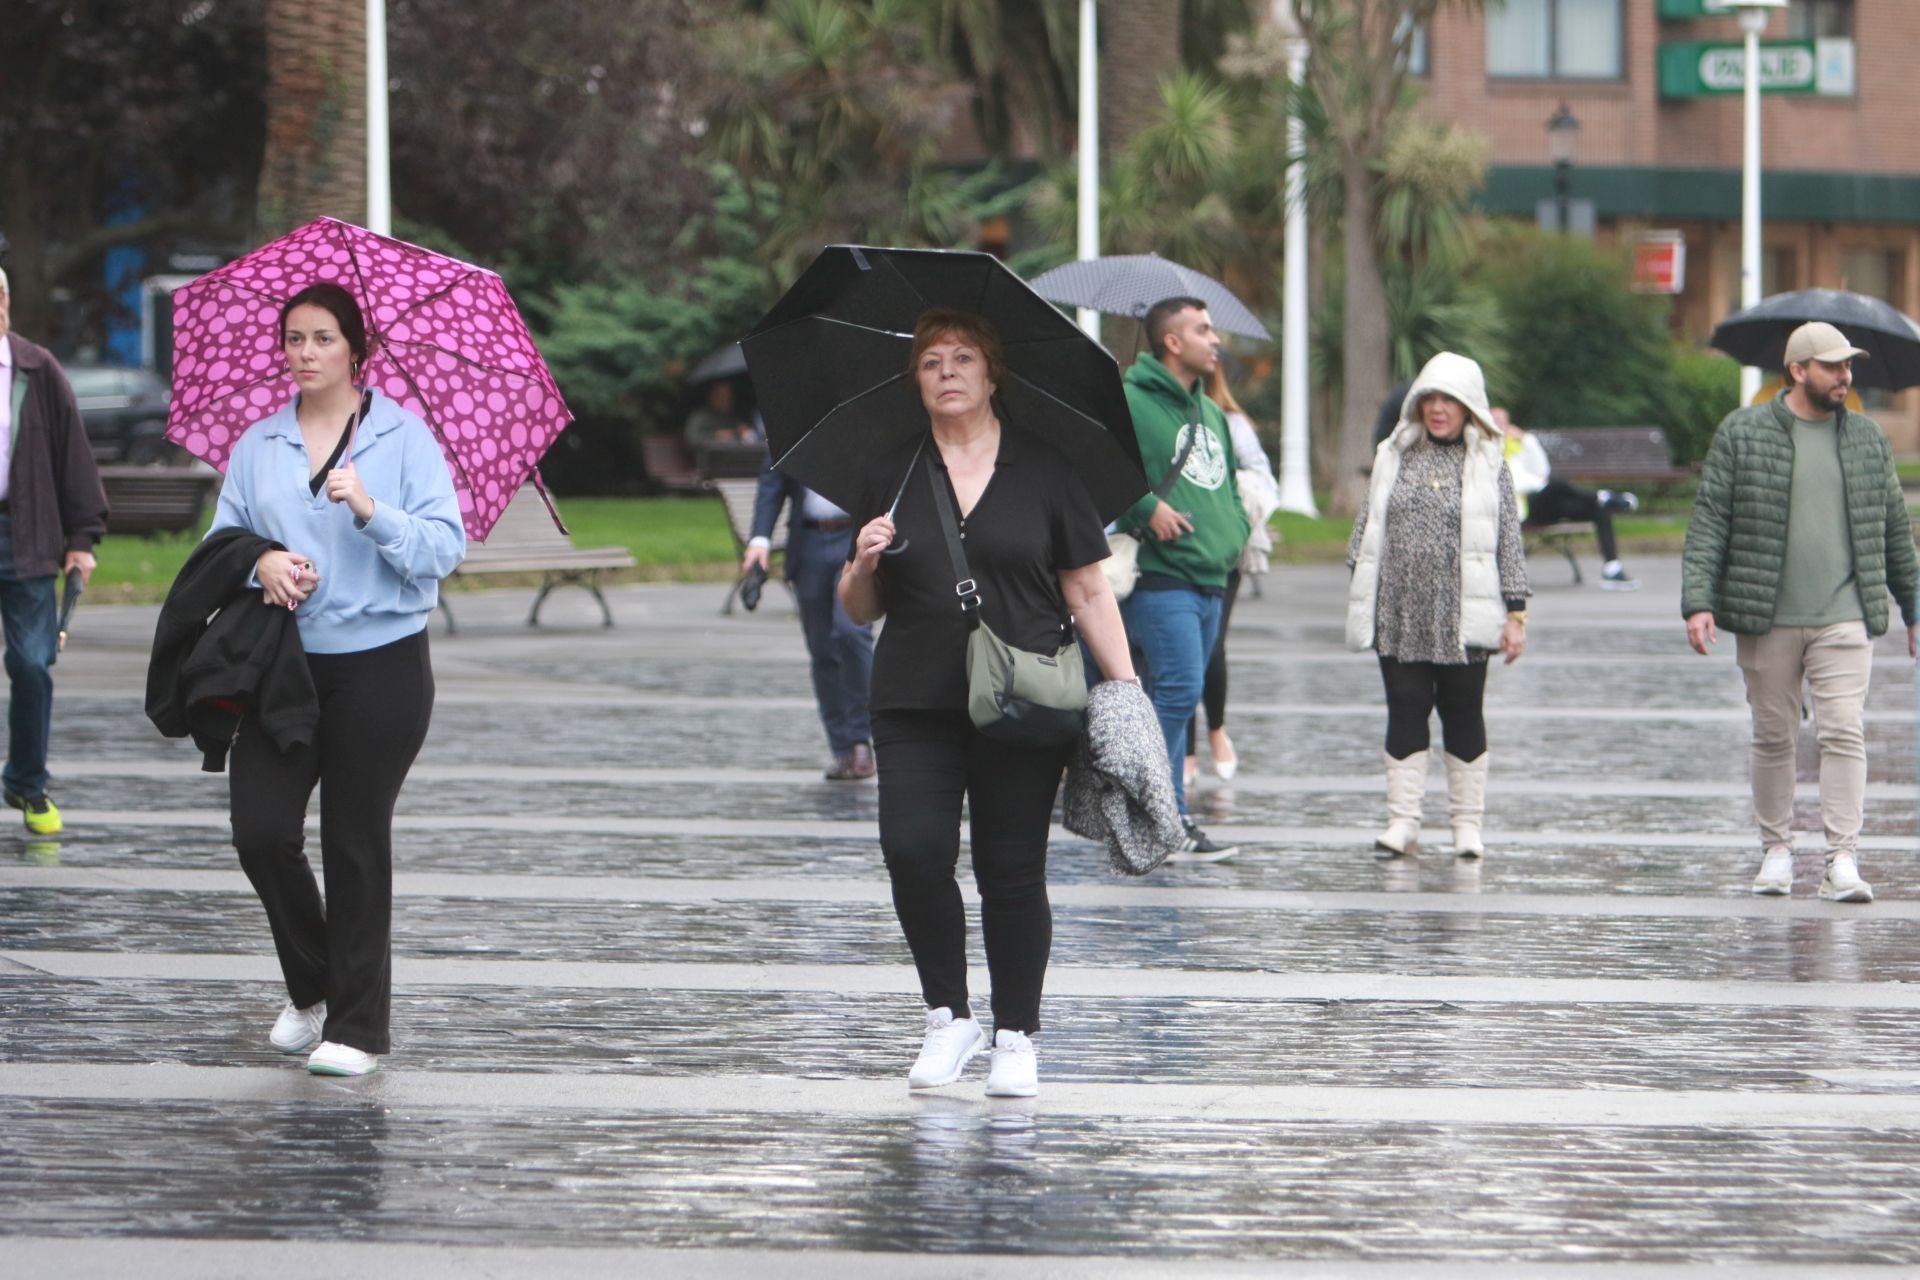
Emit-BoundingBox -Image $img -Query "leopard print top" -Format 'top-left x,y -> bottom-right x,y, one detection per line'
1347,435 -> 1529,664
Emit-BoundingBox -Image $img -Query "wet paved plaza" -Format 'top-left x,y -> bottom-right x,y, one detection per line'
4,557 -> 1919,1277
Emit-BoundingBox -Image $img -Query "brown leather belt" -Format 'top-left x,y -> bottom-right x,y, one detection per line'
799,518 -> 853,531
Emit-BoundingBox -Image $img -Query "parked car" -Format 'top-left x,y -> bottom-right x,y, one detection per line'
66,365 -> 179,465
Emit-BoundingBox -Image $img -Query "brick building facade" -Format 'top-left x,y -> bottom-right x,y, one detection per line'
1416,0 -> 1920,443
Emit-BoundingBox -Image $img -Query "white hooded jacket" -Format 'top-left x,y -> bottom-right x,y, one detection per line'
1346,351 -> 1510,655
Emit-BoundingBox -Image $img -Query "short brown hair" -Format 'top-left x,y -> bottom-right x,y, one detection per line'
908,308 -> 1006,388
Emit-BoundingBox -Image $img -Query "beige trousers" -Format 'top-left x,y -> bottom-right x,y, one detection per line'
1736,621 -> 1874,857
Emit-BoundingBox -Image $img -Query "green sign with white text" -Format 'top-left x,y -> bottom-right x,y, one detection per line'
1659,40 -> 1820,97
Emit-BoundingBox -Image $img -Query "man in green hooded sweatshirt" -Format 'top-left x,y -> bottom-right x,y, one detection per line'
1118,297 -> 1250,860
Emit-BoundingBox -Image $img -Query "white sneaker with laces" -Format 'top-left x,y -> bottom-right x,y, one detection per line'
908,1007 -> 988,1089
306,1040 -> 379,1076
1751,846 -> 1794,896
1819,853 -> 1874,904
269,1000 -> 326,1054
985,1029 -> 1038,1097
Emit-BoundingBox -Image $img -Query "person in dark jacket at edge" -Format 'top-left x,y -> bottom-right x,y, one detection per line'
0,266 -> 109,835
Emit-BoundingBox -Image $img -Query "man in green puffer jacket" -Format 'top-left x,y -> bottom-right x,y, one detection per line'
1682,322 -> 1919,904
1118,297 -> 1250,861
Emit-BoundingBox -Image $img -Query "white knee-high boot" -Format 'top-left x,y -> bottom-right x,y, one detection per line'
1375,750 -> 1427,858
1445,752 -> 1489,858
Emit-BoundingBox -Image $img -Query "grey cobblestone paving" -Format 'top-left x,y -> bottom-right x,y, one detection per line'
13,827 -> 1919,900
33,770 -> 1920,836
4,1098 -> 1918,1263
10,561 -> 1920,1272
6,979 -> 1920,1092
8,887 -> 1920,980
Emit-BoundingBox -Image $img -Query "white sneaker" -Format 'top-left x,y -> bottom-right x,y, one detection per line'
985,1029 -> 1038,1098
1751,846 -> 1794,896
269,1001 -> 326,1054
907,1008 -> 988,1089
306,1041 -> 379,1076
1819,853 -> 1874,904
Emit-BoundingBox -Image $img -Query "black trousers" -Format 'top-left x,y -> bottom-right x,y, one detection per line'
1379,654 -> 1488,762
1191,570 -> 1242,740
872,709 -> 1070,1035
229,630 -> 434,1054
1530,479 -> 1618,562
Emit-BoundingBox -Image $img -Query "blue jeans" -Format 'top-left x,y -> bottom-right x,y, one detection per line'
0,513 -> 59,799
788,526 -> 873,753
1121,585 -> 1223,815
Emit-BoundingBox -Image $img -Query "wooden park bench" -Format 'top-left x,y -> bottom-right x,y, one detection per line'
1523,426 -> 1690,584
641,433 -> 710,495
100,465 -> 223,537
440,487 -> 636,633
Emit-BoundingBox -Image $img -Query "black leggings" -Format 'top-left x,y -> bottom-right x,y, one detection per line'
229,630 -> 435,1054
1379,654 -> 1488,762
1530,480 -> 1618,562
872,709 -> 1070,1035
1189,570 -> 1242,741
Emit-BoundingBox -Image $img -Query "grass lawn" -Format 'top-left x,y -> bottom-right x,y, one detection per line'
87,494 -> 1710,600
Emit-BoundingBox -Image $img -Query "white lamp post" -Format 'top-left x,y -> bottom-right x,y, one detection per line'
1076,0 -> 1100,341
1272,1 -> 1316,516
1719,0 -> 1786,404
366,0 -> 392,235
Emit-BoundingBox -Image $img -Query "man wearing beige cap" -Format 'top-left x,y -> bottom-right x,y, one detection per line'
1682,321 -> 1918,903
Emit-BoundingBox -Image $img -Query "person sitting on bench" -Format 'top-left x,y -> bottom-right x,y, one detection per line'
1496,407 -> 1639,592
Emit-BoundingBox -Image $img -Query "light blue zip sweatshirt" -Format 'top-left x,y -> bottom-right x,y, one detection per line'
209,389 -> 467,654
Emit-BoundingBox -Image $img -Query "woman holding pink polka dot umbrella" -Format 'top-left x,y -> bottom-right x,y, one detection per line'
165,216 -> 566,1078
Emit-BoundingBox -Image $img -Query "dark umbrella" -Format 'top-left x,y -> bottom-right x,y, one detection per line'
741,245 -> 1147,525
1028,253 -> 1272,342
688,342 -> 748,386
56,568 -> 82,652
1710,289 -> 1920,390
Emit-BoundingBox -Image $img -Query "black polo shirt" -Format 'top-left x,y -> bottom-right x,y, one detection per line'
850,425 -> 1110,712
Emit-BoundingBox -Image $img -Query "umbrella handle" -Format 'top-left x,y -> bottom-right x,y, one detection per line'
881,537 -> 910,556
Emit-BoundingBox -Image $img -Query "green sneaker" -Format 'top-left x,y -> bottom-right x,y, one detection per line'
5,789 -> 62,836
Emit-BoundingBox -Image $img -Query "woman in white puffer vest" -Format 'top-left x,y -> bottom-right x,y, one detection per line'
1345,352 -> 1529,858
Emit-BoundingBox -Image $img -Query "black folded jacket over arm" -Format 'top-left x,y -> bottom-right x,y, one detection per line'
145,528 -> 320,771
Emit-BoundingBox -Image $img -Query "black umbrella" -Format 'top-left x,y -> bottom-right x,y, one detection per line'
1710,289 -> 1920,391
741,245 -> 1147,524
56,568 -> 82,652
1028,253 -> 1272,342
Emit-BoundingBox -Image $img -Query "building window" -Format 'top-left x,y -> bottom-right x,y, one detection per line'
1397,16 -> 1430,76
1789,0 -> 1852,39
1762,248 -> 1796,298
1487,0 -> 1621,79
1839,248 -> 1901,408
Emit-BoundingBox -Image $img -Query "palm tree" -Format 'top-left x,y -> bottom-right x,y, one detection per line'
1288,0 -> 1481,516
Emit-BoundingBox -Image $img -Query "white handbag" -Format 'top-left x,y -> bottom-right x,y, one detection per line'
1105,415 -> 1199,602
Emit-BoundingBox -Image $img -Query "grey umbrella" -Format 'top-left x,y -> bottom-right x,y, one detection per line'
1709,289 -> 1920,390
687,342 -> 749,386
1028,254 -> 1272,342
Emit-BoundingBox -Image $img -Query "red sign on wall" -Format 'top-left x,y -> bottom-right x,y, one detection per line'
1632,232 -> 1687,295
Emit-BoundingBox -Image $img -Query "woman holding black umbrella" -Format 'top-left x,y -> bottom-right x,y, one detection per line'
840,308 -> 1137,1099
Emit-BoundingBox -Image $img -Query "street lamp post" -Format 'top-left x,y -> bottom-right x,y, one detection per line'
1546,103 -> 1579,236
1272,1 -> 1316,516
1075,0 -> 1100,341
1721,0 -> 1786,405
366,0 -> 391,235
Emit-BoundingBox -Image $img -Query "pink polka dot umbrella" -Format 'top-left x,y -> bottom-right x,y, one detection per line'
164,216 -> 573,542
